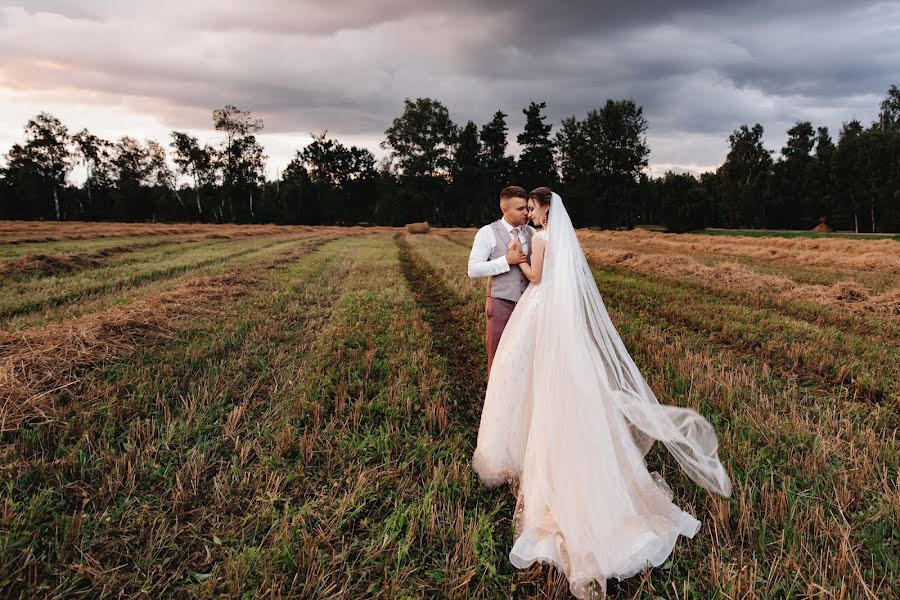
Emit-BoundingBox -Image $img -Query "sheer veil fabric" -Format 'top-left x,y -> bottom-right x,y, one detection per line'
473,193 -> 731,598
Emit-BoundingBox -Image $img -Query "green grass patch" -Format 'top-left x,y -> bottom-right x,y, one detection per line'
691,228 -> 900,241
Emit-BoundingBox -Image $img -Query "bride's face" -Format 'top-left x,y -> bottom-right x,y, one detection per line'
528,200 -> 547,226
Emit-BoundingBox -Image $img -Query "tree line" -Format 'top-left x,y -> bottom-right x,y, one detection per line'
1,85 -> 898,231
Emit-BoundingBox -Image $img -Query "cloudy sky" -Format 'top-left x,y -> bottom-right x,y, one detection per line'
1,0 -> 898,179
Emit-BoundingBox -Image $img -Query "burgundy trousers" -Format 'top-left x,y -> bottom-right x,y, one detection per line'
485,296 -> 517,373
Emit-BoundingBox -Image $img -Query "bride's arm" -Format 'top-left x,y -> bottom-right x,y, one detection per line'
519,237 -> 546,283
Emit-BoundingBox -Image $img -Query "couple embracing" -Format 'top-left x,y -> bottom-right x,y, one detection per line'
467,186 -> 732,598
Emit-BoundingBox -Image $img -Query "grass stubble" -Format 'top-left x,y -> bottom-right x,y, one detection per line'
2,233 -> 361,596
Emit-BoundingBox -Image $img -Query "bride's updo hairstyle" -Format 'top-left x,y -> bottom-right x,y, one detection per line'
529,187 -> 552,224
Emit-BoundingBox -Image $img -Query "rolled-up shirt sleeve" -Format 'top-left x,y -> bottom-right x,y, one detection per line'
468,226 -> 510,279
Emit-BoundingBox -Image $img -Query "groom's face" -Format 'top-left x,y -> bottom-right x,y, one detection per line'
501,197 -> 529,226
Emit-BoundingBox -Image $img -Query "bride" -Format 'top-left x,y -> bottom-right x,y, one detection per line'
472,188 -> 732,598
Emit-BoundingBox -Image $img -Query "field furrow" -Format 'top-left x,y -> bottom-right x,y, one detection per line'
271,236 -> 511,597
579,230 -> 900,273
0,234 -> 339,326
1,236 -> 361,596
0,234 -> 348,427
0,238 -> 199,280
585,248 -> 900,319
0,235 -> 201,260
419,233 -> 899,402
592,266 -> 898,402
1,234 -> 349,333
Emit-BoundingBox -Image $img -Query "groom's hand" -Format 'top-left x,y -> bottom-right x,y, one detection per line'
506,239 -> 526,265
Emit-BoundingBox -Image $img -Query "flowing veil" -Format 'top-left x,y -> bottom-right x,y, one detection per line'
532,193 -> 732,497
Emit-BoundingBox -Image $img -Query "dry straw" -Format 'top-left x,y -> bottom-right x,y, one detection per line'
579,229 -> 900,273
0,220 -> 322,244
0,220 -> 399,245
585,248 -> 900,318
0,272 -> 256,432
0,229 -> 360,431
0,242 -> 168,277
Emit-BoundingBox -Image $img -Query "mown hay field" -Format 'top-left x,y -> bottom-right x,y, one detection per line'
1,221 -> 897,599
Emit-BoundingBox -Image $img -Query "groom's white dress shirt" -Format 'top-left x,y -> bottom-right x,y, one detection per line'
468,219 -> 535,279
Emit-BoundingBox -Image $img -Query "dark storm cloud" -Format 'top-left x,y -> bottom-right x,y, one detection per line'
0,0 -> 897,173
0,0 -> 741,34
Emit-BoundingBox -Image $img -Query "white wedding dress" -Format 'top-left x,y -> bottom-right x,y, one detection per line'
473,193 -> 731,599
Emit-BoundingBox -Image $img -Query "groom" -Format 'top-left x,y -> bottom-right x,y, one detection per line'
468,186 -> 535,373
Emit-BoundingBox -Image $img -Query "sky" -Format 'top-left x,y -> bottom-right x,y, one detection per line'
1,0 -> 898,180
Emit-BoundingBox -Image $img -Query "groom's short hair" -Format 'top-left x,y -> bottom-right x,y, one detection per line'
499,186 -> 527,202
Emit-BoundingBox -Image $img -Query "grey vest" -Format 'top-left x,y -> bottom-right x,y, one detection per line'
487,220 -> 533,303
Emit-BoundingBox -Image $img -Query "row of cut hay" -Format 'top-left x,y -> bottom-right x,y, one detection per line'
0,221 -> 211,242
0,233 -> 341,337
0,222 -> 401,244
579,229 -> 900,273
615,316 -> 897,598
585,249 -> 900,318
0,240 -> 173,277
0,272 -> 258,432
435,228 -> 899,310
582,227 -> 900,254
420,232 -> 898,400
0,222 -> 293,243
0,253 -> 90,276
260,230 -> 378,270
0,231 -> 353,427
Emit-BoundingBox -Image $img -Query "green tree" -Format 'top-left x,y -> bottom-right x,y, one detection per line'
479,110 -> 515,222
772,121 -> 815,228
555,116 -> 590,184
113,137 -> 152,187
869,84 -> 900,231
171,131 -> 217,219
4,113 -> 72,220
381,98 -> 457,224
112,136 -> 154,220
278,155 -> 314,224
659,171 -> 711,232
0,168 -> 11,219
451,120 -> 483,226
556,100 -> 649,226
877,84 -> 900,130
810,126 -> 836,226
633,172 -> 661,226
555,114 -> 592,220
146,140 -> 187,218
221,135 -> 266,222
382,98 -> 457,177
589,100 -> 649,187
299,131 -> 377,224
699,171 -> 724,226
213,105 -> 265,221
717,124 -> 773,227
516,101 -> 556,190
72,128 -> 111,217
833,121 -> 867,231
300,131 -> 376,186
